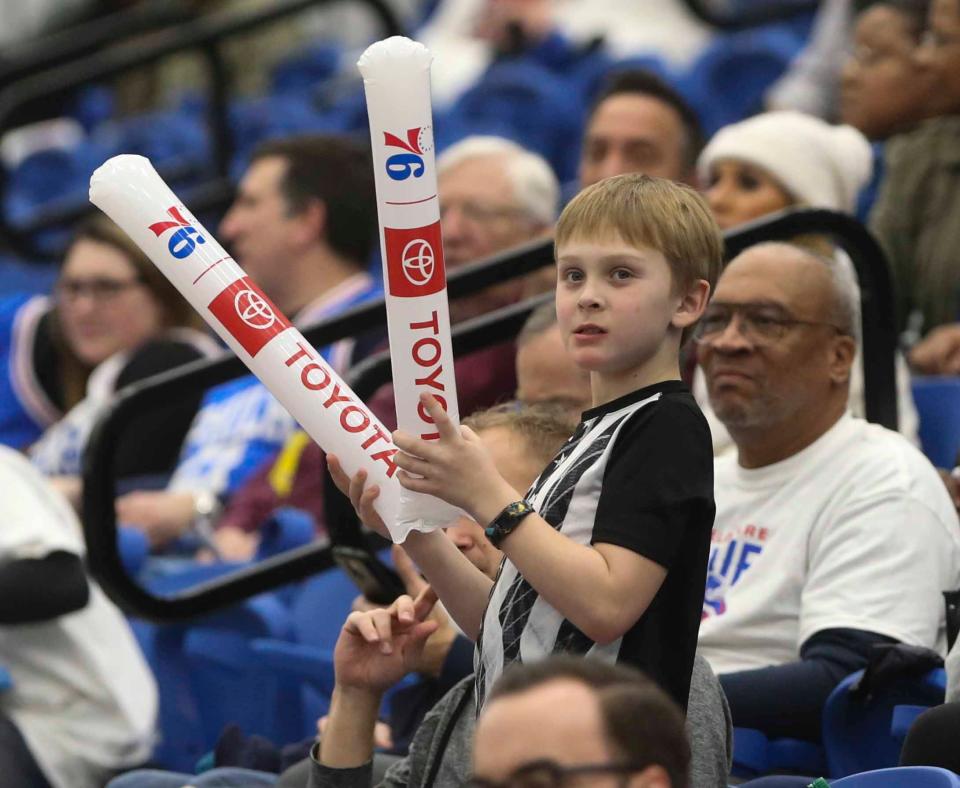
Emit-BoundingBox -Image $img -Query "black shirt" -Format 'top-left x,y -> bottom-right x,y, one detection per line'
475,380 -> 714,711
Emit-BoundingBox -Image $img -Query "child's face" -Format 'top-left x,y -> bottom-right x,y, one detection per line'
554,236 -> 681,381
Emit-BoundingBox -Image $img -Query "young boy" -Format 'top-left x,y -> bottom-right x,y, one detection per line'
330,173 -> 722,711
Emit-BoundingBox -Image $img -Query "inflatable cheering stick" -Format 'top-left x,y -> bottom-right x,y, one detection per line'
89,155 -> 410,538
358,36 -> 463,535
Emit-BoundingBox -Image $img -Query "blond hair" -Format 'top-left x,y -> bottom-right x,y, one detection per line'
555,174 -> 724,344
463,402 -> 577,467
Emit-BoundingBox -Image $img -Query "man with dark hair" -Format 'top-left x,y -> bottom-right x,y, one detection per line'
579,69 -> 705,187
471,657 -> 689,788
115,133 -> 382,550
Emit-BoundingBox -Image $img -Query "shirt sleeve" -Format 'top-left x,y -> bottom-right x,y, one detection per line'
800,493 -> 955,649
591,397 -> 714,570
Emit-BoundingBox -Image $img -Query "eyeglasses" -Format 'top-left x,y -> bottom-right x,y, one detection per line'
465,759 -> 649,788
693,303 -> 846,347
440,199 -> 530,226
56,276 -> 144,303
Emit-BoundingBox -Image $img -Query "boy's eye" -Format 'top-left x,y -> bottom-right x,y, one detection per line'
611,268 -> 633,281
561,269 -> 584,283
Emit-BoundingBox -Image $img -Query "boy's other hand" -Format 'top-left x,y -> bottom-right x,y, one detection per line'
334,586 -> 440,695
392,394 -> 518,520
327,454 -> 390,539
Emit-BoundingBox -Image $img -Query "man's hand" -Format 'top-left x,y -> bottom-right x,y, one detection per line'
115,490 -> 196,548
393,394 -> 518,521
391,545 -> 459,678
909,323 -> 960,374
334,585 -> 440,695
327,454 -> 390,539
213,526 -> 259,561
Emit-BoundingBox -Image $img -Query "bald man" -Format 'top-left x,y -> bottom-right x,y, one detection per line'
694,242 -> 960,741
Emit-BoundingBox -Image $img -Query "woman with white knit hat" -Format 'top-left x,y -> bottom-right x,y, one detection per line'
699,110 -> 873,226
692,110 -> 919,450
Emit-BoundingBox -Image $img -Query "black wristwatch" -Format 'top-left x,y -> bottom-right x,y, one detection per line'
484,500 -> 535,547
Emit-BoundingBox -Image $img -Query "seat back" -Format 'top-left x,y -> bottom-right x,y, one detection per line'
912,376 -> 960,468
823,668 -> 946,777
832,766 -> 960,786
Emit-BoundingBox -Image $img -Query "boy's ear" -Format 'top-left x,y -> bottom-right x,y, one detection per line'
672,279 -> 711,330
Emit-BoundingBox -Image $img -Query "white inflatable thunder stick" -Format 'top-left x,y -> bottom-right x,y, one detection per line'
89,155 -> 407,538
358,36 -> 462,534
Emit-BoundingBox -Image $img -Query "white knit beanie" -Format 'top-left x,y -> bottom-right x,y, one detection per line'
697,111 -> 873,214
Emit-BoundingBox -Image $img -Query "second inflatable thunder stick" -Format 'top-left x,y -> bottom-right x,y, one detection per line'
88,155 -> 406,538
358,36 -> 462,534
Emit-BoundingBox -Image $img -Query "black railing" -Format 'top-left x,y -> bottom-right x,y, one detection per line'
82,208 -> 896,620
679,0 -> 820,30
0,0 -> 403,259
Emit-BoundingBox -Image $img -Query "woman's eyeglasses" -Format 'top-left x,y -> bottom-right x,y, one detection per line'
56,277 -> 144,303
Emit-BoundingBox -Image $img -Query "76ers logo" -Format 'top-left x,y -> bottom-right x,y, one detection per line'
149,206 -> 206,259
384,127 -> 432,181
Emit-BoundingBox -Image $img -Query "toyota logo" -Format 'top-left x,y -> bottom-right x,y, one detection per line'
401,239 -> 435,287
234,289 -> 276,329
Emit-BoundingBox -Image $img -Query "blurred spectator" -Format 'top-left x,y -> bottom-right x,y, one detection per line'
695,242 -> 960,741
840,0 -> 933,141
28,216 -> 219,508
514,300 -> 591,415
579,69 -> 705,187
469,658 -> 690,788
114,134 -> 381,550
870,0 -> 960,371
0,444 -> 157,788
695,110 -> 918,449
208,136 -> 558,560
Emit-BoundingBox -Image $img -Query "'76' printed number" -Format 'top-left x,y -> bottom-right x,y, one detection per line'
384,128 -> 427,181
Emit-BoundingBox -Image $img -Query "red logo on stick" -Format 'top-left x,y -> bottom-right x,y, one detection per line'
385,222 -> 446,297
208,277 -> 291,357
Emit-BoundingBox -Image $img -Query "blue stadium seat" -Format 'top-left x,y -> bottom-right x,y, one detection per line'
732,668 -> 947,779
182,594 -> 299,750
249,565 -> 360,732
437,60 -> 583,181
911,376 -> 960,469
254,507 -> 318,562
0,665 -> 12,691
831,766 -> 960,787
678,27 -> 803,135
822,668 -> 946,777
269,43 -> 342,95
732,726 -> 825,779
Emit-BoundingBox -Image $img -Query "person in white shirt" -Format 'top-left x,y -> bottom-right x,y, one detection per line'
694,241 -> 960,741
0,445 -> 157,788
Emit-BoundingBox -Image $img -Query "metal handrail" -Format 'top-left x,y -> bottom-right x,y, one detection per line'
0,0 -> 403,258
81,208 -> 897,620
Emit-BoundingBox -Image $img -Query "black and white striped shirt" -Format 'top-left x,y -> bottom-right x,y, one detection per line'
475,380 -> 714,711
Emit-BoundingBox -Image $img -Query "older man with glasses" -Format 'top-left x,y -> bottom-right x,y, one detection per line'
694,241 -> 960,743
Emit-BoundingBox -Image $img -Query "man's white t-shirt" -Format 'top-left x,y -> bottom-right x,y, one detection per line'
0,446 -> 157,788
698,414 -> 960,675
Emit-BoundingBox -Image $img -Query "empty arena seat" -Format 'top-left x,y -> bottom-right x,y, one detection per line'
912,376 -> 960,469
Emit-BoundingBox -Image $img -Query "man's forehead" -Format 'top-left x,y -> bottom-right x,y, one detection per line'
241,156 -> 287,194
587,93 -> 682,138
716,247 -> 832,311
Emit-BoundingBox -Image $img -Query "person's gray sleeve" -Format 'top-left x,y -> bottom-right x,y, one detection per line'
686,653 -> 733,788
765,0 -> 852,118
946,638 -> 960,704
